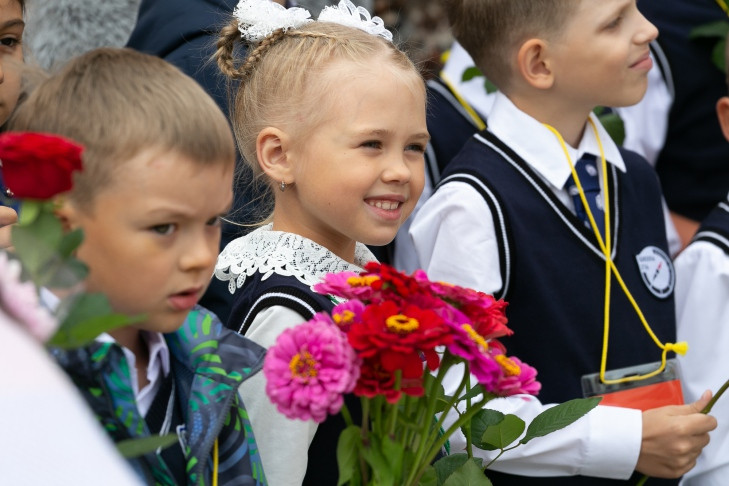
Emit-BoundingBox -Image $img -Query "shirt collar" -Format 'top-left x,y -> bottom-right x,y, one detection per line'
488,92 -> 626,190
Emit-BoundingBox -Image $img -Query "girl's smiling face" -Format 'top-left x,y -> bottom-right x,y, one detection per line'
269,59 -> 428,262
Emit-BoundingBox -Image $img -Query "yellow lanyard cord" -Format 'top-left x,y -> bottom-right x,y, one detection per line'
439,71 -> 487,131
212,439 -> 219,486
544,120 -> 687,385
716,0 -> 729,15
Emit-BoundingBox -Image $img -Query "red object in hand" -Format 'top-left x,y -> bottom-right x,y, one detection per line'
0,132 -> 84,200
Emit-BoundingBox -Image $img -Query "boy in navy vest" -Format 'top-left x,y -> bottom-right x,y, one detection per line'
674,35 -> 729,486
411,0 -> 716,483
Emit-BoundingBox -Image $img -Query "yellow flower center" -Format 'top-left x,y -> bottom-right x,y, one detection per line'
289,351 -> 318,381
495,354 -> 521,376
346,275 -> 380,286
333,310 -> 355,325
386,314 -> 420,333
462,323 -> 489,351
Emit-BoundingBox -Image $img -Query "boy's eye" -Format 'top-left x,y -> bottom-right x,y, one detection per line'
151,223 -> 176,235
606,16 -> 623,29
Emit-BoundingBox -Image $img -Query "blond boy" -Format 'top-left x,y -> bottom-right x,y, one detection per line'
10,47 -> 267,485
412,1 -> 716,483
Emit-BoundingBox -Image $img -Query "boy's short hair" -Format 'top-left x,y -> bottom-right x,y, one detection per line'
9,47 -> 235,207
443,0 -> 577,89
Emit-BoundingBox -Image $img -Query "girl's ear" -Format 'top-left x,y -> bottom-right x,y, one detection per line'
516,39 -> 555,90
257,127 -> 294,185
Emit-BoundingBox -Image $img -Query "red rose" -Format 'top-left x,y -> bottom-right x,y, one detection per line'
0,132 -> 84,200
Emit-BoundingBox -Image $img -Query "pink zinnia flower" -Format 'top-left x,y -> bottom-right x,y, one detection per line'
492,353 -> 541,397
331,300 -> 365,333
0,251 -> 58,342
263,312 -> 360,423
445,321 -> 504,390
314,271 -> 378,301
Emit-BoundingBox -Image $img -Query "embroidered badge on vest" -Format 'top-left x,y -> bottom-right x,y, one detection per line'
635,246 -> 675,299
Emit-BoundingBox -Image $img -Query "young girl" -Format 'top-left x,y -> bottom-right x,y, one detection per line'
214,0 -> 428,483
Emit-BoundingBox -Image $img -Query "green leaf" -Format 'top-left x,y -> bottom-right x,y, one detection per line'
382,435 -> 405,480
362,435 -> 395,486
433,454 -> 480,484
457,385 -> 489,404
442,458 -> 492,486
521,397 -> 601,444
57,228 -> 84,258
484,79 -> 499,94
690,20 -> 729,40
462,66 -> 483,82
478,414 -> 525,450
16,200 -> 41,226
598,112 -> 626,146
712,39 -> 727,73
336,425 -> 361,486
468,408 -> 504,451
116,434 -> 179,458
417,466 -> 438,486
48,293 -> 145,349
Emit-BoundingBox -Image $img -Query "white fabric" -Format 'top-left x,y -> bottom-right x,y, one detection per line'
318,0 -> 392,41
1,311 -> 142,485
216,223 -> 373,293
675,238 -> 729,486
223,227 -> 375,485
409,92 -> 643,479
234,0 -> 312,42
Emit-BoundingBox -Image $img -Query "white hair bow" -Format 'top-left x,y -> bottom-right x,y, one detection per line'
234,0 -> 393,43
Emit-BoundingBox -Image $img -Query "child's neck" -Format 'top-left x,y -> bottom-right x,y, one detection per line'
110,326 -> 151,390
272,217 -> 357,264
508,92 -> 590,148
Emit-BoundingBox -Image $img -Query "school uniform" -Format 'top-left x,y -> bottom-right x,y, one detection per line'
411,92 -> 678,484
215,224 -> 375,486
676,195 -> 729,486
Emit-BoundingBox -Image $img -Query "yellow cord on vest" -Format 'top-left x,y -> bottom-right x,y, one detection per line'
440,71 -> 487,131
543,120 -> 687,385
213,439 -> 219,486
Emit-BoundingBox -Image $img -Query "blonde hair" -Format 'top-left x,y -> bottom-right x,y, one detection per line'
9,47 -> 235,207
215,20 -> 422,211
443,0 -> 577,89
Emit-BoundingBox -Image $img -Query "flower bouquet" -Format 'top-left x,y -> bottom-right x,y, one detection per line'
263,262 -> 601,485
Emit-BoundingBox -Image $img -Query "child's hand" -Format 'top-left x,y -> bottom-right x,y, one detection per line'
0,206 -> 17,250
636,390 -> 717,478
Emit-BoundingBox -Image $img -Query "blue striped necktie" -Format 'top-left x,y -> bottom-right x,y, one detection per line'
565,154 -> 605,237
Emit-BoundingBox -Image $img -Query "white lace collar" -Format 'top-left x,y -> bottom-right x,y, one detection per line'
215,223 -> 376,294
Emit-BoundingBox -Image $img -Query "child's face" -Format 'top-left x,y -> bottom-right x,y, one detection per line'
548,0 -> 657,111
281,60 -> 428,258
62,149 -> 233,334
0,0 -> 23,125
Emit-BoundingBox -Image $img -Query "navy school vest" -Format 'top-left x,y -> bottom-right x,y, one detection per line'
438,131 -> 678,485
226,273 -> 359,486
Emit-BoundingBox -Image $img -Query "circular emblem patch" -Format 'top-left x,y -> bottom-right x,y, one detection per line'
635,246 -> 675,299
